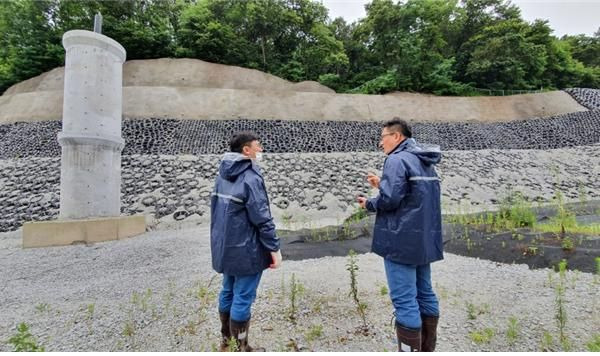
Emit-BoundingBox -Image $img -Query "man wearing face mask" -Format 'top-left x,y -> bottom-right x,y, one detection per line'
211,131 -> 282,352
357,118 -> 443,352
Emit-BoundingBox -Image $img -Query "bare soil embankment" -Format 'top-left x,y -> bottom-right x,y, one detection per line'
0,58 -> 587,124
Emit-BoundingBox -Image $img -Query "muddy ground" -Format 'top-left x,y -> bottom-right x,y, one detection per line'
279,201 -> 600,273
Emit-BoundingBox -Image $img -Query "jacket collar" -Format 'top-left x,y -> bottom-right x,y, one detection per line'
389,137 -> 414,155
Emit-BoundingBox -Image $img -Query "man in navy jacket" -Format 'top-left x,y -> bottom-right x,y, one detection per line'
358,118 -> 443,352
211,131 -> 282,352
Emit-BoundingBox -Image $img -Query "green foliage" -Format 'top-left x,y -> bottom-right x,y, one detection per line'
541,330 -> 554,351
587,334 -> 600,352
469,328 -> 495,344
506,316 -> 520,345
8,323 -> 45,352
318,73 -> 343,91
34,303 -> 50,313
0,0 -> 63,93
177,0 -> 343,81
305,324 -> 323,342
227,336 -> 239,352
346,249 -> 368,328
349,70 -> 398,94
287,273 -> 304,323
424,58 -> 475,95
86,303 -> 95,319
1,0 -> 598,95
560,237 -> 574,251
347,206 -> 368,222
534,189 -> 600,236
554,259 -> 569,350
562,31 -> 600,68
499,191 -> 536,228
123,320 -> 135,337
466,301 -> 489,320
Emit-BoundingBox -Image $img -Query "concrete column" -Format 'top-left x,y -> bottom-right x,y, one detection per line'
58,30 -> 126,219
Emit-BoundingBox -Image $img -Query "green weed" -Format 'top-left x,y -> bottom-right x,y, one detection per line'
305,324 -> 324,342
469,328 -> 494,344
506,317 -> 520,345
347,250 -> 368,328
7,323 -> 44,352
586,334 -> 600,352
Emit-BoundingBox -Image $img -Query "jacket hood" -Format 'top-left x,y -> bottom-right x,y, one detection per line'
395,138 -> 442,165
218,152 -> 253,181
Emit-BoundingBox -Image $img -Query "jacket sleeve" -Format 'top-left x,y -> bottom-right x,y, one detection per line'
245,177 -> 280,252
366,156 -> 409,212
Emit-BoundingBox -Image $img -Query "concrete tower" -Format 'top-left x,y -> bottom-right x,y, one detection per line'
58,30 -> 126,218
23,29 -> 145,248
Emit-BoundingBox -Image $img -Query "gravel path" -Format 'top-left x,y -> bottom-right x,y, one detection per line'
1,225 -> 598,352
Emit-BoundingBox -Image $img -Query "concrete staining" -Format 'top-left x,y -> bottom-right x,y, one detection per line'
1,146 -> 599,233
1,109 -> 600,159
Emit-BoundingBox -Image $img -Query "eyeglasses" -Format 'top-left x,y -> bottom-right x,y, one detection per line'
380,133 -> 396,140
250,142 -> 263,150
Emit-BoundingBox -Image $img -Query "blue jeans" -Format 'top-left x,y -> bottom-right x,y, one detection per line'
218,272 -> 263,322
384,259 -> 439,330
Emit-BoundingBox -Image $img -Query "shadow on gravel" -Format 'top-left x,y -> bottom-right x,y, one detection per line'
278,201 -> 600,273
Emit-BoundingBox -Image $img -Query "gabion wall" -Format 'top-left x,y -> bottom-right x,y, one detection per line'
1,110 -> 600,159
1,146 -> 600,233
565,88 -> 600,110
1,88 -> 599,233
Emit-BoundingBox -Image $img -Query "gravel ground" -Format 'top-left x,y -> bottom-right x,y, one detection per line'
0,224 -> 598,352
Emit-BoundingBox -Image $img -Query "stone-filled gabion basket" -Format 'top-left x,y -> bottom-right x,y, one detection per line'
1,110 -> 600,159
564,88 -> 600,110
1,88 -> 599,233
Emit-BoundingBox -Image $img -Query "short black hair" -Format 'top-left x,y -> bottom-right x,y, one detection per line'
383,117 -> 412,138
229,131 -> 259,153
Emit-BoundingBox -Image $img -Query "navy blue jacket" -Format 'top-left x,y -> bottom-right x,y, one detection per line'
210,153 -> 280,276
366,138 -> 444,265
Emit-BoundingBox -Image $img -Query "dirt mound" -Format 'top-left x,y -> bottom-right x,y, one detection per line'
0,58 -> 587,124
4,58 -> 334,95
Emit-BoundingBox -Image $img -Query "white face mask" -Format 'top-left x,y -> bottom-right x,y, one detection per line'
255,152 -> 263,162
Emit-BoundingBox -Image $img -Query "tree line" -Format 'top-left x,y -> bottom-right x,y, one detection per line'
1,0 -> 599,95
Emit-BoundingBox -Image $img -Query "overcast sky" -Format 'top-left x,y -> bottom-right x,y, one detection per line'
321,0 -> 600,37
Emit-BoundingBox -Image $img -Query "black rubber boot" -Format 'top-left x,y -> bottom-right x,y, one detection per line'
229,319 -> 265,352
421,314 -> 439,352
395,323 -> 421,352
219,312 -> 231,352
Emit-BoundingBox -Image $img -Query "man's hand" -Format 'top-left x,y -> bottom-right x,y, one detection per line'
269,250 -> 282,269
357,196 -> 367,209
367,172 -> 380,189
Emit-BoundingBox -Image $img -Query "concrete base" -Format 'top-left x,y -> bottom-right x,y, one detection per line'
22,215 -> 146,248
